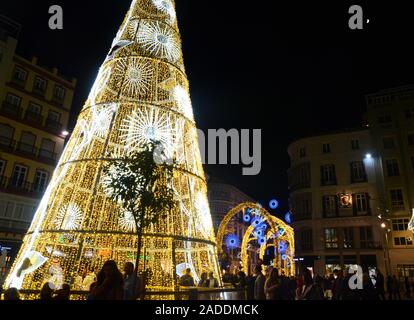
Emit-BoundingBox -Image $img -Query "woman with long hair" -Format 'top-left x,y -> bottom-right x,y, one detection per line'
264,268 -> 280,300
90,260 -> 124,300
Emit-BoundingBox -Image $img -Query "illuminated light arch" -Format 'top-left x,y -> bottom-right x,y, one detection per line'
217,202 -> 295,276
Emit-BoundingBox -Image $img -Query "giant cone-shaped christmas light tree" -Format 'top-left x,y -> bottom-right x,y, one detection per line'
5,0 -> 221,294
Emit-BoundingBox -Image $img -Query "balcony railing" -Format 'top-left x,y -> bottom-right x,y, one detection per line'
1,100 -> 64,137
1,101 -> 22,118
0,135 -> 58,166
32,86 -> 46,98
0,175 -> 44,198
45,118 -> 63,134
24,110 -> 44,125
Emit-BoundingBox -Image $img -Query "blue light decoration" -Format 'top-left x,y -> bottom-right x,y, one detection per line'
243,213 -> 251,223
256,223 -> 267,230
225,234 -> 240,249
251,217 -> 263,228
269,199 -> 279,210
278,241 -> 288,254
282,254 -> 287,261
284,212 -> 292,224
277,227 -> 286,237
258,237 -> 266,246
254,229 -> 264,238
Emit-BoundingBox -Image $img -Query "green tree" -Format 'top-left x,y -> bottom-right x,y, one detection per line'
103,141 -> 177,295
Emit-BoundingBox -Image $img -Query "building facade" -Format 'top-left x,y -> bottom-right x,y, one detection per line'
365,86 -> 414,278
289,86 -> 414,278
288,129 -> 385,276
0,16 -> 76,280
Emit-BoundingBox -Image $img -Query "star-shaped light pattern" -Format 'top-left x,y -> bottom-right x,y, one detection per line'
91,105 -> 117,138
115,58 -> 153,98
119,107 -> 177,157
173,85 -> 194,121
152,0 -> 176,22
137,21 -> 181,63
195,192 -> 214,237
119,210 -> 136,232
54,204 -> 83,231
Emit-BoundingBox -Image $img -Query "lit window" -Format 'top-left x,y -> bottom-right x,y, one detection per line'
324,228 -> 338,249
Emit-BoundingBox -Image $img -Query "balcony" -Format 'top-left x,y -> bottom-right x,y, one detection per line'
0,137 -> 16,153
45,118 -> 62,135
38,148 -> 57,165
11,76 -> 26,89
0,175 -> 44,199
0,135 -> 58,166
16,141 -> 38,159
32,86 -> 46,98
24,110 -> 44,126
1,101 -> 22,119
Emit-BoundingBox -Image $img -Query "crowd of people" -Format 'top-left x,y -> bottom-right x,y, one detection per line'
1,259 -> 413,301
1,260 -> 145,301
223,264 -> 413,300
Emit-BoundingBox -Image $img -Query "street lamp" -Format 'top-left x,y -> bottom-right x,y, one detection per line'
378,217 -> 392,276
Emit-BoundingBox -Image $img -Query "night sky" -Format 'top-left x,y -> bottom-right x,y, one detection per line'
1,1 -> 413,215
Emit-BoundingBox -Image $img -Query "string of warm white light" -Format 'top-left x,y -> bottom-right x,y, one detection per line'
4,0 -> 221,297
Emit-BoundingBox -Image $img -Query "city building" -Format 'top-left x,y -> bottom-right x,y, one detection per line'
288,85 -> 414,278
288,129 -> 385,276
365,85 -> 414,278
0,15 -> 76,280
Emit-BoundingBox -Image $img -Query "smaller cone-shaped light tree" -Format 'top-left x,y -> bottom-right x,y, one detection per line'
102,141 -> 177,292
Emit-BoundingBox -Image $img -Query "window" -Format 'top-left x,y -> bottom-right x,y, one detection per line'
378,115 -> 392,124
408,134 -> 414,146
299,147 -> 306,158
33,170 -> 49,192
392,219 -> 409,231
300,229 -> 313,251
322,195 -> 338,218
33,76 -> 47,93
47,110 -> 61,123
343,228 -> 354,249
322,143 -> 331,154
0,159 -> 6,176
386,159 -> 400,177
13,66 -> 27,83
360,227 -> 373,249
321,164 -> 336,186
5,93 -> 21,107
324,228 -> 338,249
0,124 -> 14,146
390,189 -> 404,209
350,161 -> 367,183
53,85 -> 66,101
39,139 -> 56,160
11,165 -> 28,188
355,193 -> 368,213
18,132 -> 36,154
383,137 -> 395,149
292,193 -> 312,221
27,102 -> 42,115
394,237 -> 413,246
351,139 -> 360,150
